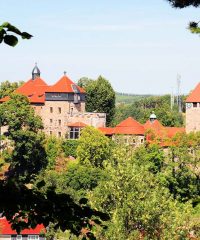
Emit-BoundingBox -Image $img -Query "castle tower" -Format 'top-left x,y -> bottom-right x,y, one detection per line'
186,83 -> 200,133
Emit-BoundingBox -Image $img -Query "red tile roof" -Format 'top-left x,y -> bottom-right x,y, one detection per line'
98,127 -> 115,135
165,127 -> 185,138
114,117 -> 145,135
144,119 -> 185,145
46,75 -> 85,93
0,77 -> 49,104
0,217 -> 45,235
99,117 -> 185,147
186,82 -> 200,102
0,75 -> 85,104
144,119 -> 164,131
67,122 -> 87,127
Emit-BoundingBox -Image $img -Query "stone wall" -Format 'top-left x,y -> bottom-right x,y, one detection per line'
42,101 -> 85,137
186,104 -> 200,133
66,112 -> 106,128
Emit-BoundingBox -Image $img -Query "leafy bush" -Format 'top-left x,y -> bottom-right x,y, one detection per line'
62,139 -> 79,158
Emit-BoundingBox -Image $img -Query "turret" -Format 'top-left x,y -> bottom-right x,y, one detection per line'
32,63 -> 40,80
149,112 -> 157,123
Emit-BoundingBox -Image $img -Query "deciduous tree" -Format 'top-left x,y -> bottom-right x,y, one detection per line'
78,76 -> 115,126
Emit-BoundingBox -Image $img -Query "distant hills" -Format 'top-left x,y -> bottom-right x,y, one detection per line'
115,92 -> 153,104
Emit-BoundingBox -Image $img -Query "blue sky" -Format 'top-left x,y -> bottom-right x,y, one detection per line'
1,0 -> 200,94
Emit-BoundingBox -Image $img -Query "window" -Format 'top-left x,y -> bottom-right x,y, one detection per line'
50,107 -> 53,113
193,102 -> 197,108
141,139 -> 144,143
58,119 -> 61,126
58,132 -> 62,137
58,107 -> 61,114
50,131 -> 52,135
52,93 -> 61,98
69,127 -> 80,139
28,236 -> 39,240
16,236 -> 22,240
70,107 -> 73,116
50,119 -> 53,124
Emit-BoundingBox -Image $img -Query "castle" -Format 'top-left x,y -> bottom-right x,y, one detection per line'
0,65 -> 199,143
0,65 -> 106,138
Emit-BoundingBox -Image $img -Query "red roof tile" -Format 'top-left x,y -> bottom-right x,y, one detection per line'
0,75 -> 85,104
46,75 -> 85,93
67,122 -> 87,127
144,119 -> 164,131
0,77 -> 49,104
98,127 -> 115,135
165,127 -> 185,138
114,117 -> 145,135
144,119 -> 185,146
0,217 -> 45,235
186,82 -> 200,102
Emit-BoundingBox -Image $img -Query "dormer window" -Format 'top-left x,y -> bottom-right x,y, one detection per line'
71,84 -> 79,93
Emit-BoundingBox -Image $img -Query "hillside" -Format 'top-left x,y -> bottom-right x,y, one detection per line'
115,92 -> 153,104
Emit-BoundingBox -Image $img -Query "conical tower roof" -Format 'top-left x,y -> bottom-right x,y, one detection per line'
186,82 -> 200,102
46,74 -> 85,93
115,117 -> 145,135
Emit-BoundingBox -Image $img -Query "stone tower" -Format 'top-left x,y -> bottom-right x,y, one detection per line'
186,83 -> 200,133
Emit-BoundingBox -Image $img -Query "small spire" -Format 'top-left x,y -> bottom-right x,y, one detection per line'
32,63 -> 41,80
150,111 -> 157,123
64,71 -> 67,76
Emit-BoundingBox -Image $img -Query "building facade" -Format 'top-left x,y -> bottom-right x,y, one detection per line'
0,65 -> 106,138
186,83 -> 200,133
99,114 -> 185,147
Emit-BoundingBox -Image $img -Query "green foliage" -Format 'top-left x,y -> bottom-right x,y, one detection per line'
112,94 -> 184,127
116,92 -> 152,104
0,94 -> 43,133
45,136 -> 62,169
167,0 -> 200,8
77,126 -> 112,168
77,77 -> 93,88
90,154 -> 193,240
0,80 -> 24,98
62,139 -> 79,158
0,22 -> 32,47
78,76 -> 115,125
162,133 -> 200,204
134,144 -> 165,173
64,162 -> 107,199
0,94 -> 46,183
167,0 -> 200,34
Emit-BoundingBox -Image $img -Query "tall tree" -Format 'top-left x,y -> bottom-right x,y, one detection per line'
79,76 -> 115,126
0,80 -> 24,98
77,126 -> 112,168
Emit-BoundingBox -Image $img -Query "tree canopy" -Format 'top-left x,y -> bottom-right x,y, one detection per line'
167,0 -> 200,33
78,76 -> 116,126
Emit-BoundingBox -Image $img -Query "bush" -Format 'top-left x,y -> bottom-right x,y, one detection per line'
62,139 -> 79,158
